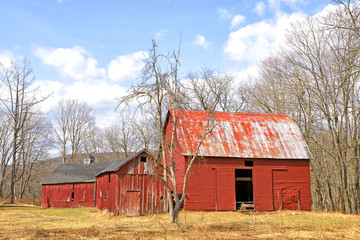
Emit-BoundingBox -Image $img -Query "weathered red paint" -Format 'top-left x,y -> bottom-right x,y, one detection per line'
41,182 -> 95,208
216,169 -> 235,211
41,150 -> 168,216
183,157 -> 311,211
164,109 -> 312,212
96,153 -> 168,216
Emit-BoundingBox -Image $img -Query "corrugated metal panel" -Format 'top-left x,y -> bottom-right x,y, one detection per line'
169,110 -> 311,159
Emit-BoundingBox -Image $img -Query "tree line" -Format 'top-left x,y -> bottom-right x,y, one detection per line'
0,1 -> 359,216
251,0 -> 360,214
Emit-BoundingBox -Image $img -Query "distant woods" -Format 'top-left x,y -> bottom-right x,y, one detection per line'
252,1 -> 360,214
0,1 -> 359,215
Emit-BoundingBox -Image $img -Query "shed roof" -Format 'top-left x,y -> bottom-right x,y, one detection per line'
167,109 -> 311,159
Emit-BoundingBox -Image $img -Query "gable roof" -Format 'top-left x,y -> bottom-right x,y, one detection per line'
41,149 -> 150,185
41,161 -> 113,185
96,149 -> 149,176
167,109 -> 311,159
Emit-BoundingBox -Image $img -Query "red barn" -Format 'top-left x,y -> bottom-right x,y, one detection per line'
95,150 -> 168,216
41,150 -> 168,216
165,109 -> 312,211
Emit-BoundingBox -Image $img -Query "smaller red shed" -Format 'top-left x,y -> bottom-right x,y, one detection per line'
96,150 -> 168,216
41,156 -> 111,208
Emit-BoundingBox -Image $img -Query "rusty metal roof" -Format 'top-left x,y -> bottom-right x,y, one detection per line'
168,110 -> 311,159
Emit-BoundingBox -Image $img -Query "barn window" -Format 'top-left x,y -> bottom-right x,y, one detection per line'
108,173 -> 111,183
140,156 -> 147,163
100,190 -> 102,198
107,190 -> 109,197
245,161 -> 253,167
83,190 -> 86,199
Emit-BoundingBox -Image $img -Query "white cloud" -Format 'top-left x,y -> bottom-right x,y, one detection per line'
0,51 -> 14,68
312,3 -> 338,18
155,29 -> 167,40
33,45 -> 150,127
34,46 -> 106,82
231,15 -> 246,29
254,1 -> 266,16
107,51 -> 147,83
224,12 -> 305,66
36,79 -> 128,127
34,46 -> 147,84
192,35 -> 211,49
224,2 -> 338,83
218,8 -> 232,20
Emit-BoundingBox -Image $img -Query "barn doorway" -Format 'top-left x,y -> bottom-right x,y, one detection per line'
235,169 -> 254,210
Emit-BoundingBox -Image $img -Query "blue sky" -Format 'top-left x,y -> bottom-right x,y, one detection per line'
0,0 -> 333,127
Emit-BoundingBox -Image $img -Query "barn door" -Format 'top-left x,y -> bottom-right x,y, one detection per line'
273,170 -> 299,210
216,169 -> 235,211
126,191 -> 140,216
282,189 -> 298,210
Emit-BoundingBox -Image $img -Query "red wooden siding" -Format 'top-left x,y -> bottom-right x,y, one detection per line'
96,172 -> 117,212
184,157 -> 311,211
164,118 -> 186,193
96,154 -> 168,216
116,174 -> 168,216
216,169 -> 235,211
41,182 -> 95,208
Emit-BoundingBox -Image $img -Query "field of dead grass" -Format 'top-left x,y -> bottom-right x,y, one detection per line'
0,204 -> 360,239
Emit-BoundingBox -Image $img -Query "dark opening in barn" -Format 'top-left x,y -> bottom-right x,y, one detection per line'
244,161 -> 253,167
235,169 -> 253,210
71,184 -> 74,201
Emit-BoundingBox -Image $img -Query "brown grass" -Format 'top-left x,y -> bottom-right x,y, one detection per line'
0,198 -> 41,206
0,204 -> 359,239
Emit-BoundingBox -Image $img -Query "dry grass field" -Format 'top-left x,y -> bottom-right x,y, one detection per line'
0,203 -> 360,239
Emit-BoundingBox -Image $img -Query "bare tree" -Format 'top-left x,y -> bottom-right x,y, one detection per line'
17,114 -> 51,199
251,2 -> 360,214
0,59 -> 48,203
51,99 -> 95,163
132,117 -> 157,151
117,40 -> 215,223
182,67 -> 251,112
102,116 -> 138,158
0,113 -> 12,198
52,100 -> 71,163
